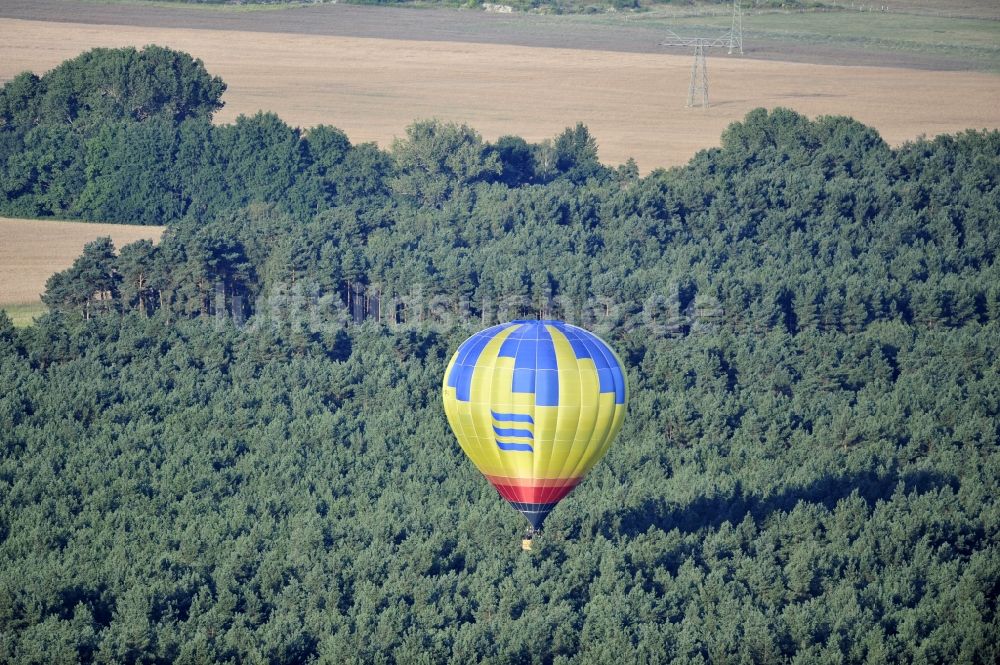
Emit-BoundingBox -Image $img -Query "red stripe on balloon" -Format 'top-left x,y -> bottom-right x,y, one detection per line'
484,475 -> 581,488
486,476 -> 581,504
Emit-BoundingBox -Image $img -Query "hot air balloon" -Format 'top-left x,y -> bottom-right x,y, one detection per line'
442,320 -> 627,547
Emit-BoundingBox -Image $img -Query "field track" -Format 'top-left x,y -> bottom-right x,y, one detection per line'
0,217 -> 163,306
1,16 -> 998,172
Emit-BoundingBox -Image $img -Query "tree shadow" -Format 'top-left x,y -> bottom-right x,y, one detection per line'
614,467 -> 959,539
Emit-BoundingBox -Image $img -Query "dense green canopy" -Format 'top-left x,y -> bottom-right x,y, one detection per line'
1,47 -> 998,663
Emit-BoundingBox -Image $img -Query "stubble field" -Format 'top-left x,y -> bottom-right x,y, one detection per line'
1,15 -> 998,171
0,217 -> 163,323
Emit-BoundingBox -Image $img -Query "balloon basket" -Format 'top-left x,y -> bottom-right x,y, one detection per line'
521,526 -> 536,551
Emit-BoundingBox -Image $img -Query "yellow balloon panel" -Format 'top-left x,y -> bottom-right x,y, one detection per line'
442,320 -> 627,528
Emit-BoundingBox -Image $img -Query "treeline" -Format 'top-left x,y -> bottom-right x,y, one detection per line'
0,46 -> 612,225
34,113 -> 1000,341
15,49 -> 998,345
1,46 -> 998,663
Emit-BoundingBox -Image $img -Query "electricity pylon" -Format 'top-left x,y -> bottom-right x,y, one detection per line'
729,1 -> 744,55
659,32 -> 729,108
689,43 -> 709,108
659,1 -> 744,109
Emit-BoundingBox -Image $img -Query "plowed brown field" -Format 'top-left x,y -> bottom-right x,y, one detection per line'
2,17 -> 998,172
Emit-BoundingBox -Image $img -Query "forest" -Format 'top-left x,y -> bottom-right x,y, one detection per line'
1,46 -> 998,663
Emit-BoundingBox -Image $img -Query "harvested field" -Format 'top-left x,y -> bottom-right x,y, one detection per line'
1,18 -> 998,172
0,217 -> 164,306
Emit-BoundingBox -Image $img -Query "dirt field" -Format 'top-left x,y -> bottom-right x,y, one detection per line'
0,217 -> 163,306
1,17 -> 997,172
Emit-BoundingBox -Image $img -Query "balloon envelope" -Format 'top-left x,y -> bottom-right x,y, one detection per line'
442,320 -> 627,529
